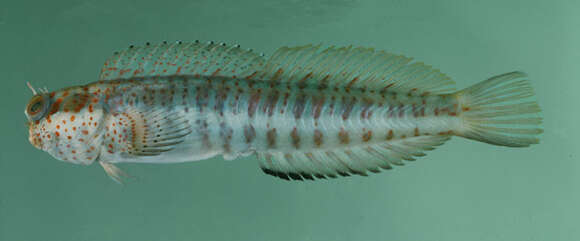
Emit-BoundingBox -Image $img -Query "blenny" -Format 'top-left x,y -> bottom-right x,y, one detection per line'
24,41 -> 543,182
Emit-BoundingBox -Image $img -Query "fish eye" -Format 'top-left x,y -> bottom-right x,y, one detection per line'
26,95 -> 49,121
29,100 -> 42,114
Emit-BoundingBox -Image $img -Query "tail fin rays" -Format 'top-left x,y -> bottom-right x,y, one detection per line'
455,72 -> 543,147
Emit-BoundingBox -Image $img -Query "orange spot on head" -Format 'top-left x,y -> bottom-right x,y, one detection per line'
70,115 -> 75,122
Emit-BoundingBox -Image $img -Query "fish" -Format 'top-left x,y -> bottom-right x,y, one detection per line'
24,41 -> 543,182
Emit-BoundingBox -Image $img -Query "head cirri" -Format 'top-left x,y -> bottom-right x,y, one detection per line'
25,83 -> 105,165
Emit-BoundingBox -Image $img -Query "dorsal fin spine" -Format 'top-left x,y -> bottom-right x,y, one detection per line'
288,45 -> 319,82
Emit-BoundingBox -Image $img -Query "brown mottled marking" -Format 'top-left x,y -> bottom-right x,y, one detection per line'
328,96 -> 336,115
297,72 -> 313,89
387,130 -> 394,140
267,128 -> 277,148
244,124 -> 256,143
434,107 -> 439,116
214,87 -> 227,116
72,93 -> 90,113
211,68 -> 221,76
362,130 -> 372,142
338,128 -> 350,144
272,68 -> 284,80
293,94 -> 306,119
388,105 -> 395,118
414,127 -> 420,136
398,104 -> 405,118
247,92 -> 261,118
346,76 -> 359,88
318,74 -> 330,90
438,130 -> 454,135
245,71 -> 258,80
311,96 -> 325,120
290,127 -> 300,149
341,97 -> 355,121
202,133 -> 211,148
49,98 -> 63,115
313,129 -> 323,147
263,92 -> 280,117
280,92 -> 290,114
219,122 -> 233,153
195,119 -> 212,149
360,98 -> 373,119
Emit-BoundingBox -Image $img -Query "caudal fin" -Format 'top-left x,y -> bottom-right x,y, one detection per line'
455,71 -> 543,147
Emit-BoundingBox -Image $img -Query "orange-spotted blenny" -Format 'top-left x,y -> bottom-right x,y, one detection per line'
25,41 -> 543,182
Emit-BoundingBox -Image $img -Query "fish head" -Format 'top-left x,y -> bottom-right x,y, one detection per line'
25,84 -> 106,165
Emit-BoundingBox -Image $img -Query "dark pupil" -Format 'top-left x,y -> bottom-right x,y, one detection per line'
30,101 -> 42,113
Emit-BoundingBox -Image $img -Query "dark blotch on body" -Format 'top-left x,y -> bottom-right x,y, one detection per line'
267,128 -> 277,148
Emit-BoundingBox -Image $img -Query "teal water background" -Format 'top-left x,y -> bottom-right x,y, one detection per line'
0,0 -> 578,240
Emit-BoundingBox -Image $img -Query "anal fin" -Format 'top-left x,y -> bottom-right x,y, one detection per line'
257,135 -> 451,181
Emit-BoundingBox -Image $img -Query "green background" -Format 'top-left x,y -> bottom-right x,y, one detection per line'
0,0 -> 577,240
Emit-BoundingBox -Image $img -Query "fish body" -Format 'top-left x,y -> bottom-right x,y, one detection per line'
25,42 -> 542,181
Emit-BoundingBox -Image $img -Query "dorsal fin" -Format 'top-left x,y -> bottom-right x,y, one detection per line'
259,45 -> 456,95
98,41 -> 266,81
